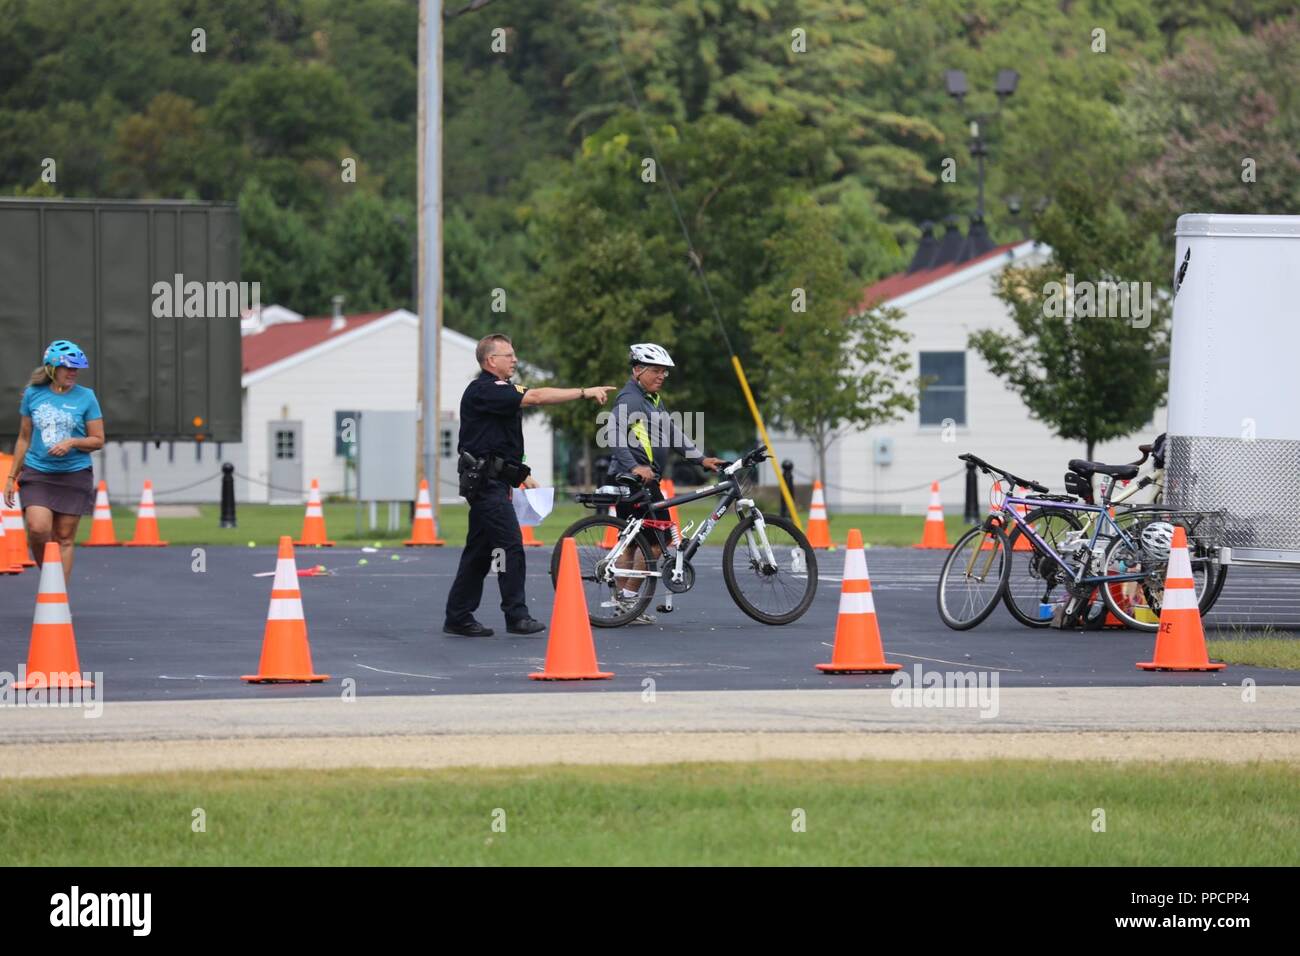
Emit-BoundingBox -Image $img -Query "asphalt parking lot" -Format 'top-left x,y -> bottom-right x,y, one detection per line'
2,544 -> 1298,702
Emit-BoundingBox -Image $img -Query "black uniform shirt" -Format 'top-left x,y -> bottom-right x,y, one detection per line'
458,370 -> 528,460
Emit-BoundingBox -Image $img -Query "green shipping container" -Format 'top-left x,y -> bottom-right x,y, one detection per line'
0,198 -> 243,443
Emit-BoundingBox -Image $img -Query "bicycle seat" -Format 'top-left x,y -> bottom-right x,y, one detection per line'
614,473 -> 645,489
1068,459 -> 1139,480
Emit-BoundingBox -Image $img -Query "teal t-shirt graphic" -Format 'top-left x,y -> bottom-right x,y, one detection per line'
19,384 -> 102,473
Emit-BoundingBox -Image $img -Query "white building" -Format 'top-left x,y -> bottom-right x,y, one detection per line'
765,238 -> 1164,513
96,307 -> 553,505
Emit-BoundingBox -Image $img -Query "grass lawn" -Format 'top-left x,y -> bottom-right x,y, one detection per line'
1,760 -> 1295,866
76,501 -> 972,549
1207,627 -> 1300,670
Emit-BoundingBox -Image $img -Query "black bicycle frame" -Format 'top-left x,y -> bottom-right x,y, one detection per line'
636,477 -> 744,563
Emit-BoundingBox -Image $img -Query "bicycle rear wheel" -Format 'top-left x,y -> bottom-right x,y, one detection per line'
550,515 -> 656,627
1002,508 -> 1086,628
937,523 -> 1011,630
722,514 -> 818,625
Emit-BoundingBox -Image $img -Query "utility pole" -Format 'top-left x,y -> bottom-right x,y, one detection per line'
417,0 -> 443,523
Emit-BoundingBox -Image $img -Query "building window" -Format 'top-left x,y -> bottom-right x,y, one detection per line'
275,430 -> 296,460
919,351 -> 966,426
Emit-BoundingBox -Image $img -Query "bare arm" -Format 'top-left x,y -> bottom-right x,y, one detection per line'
47,418 -> 105,457
521,386 -> 615,407
3,418 -> 32,505
7,417 -> 32,478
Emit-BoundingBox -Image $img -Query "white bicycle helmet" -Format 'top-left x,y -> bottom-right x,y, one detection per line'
1140,521 -> 1176,561
629,342 -> 675,368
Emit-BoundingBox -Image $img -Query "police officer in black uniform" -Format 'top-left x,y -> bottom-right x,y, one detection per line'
443,333 -> 614,637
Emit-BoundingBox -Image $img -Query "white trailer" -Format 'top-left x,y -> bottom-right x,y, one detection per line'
1165,213 -> 1300,567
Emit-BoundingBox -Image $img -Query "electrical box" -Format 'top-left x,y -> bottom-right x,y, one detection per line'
356,410 -> 417,501
873,437 -> 894,465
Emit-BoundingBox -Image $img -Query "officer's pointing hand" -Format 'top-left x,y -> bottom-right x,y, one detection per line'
584,386 -> 616,405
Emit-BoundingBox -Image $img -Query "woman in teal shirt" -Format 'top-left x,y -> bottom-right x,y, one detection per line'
3,340 -> 106,577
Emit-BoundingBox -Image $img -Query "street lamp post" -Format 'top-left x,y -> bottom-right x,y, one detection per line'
944,67 -> 1018,222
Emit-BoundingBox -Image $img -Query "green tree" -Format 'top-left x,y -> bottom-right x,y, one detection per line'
968,183 -> 1169,461
742,197 -> 915,482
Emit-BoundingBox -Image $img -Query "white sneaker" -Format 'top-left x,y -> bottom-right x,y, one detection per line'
630,612 -> 657,625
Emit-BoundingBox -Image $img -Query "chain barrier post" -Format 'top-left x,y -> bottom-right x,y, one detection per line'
964,459 -> 979,524
780,460 -> 794,517
220,462 -> 237,528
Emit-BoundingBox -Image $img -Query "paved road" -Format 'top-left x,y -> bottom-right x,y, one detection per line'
1,545 -> 1297,703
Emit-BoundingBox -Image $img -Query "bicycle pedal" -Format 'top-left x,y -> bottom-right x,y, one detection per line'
656,604 -> 674,614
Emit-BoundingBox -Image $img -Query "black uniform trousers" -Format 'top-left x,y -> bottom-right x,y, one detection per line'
444,480 -> 529,626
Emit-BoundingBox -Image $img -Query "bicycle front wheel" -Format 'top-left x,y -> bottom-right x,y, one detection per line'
1003,507 -> 1086,628
937,524 -> 1011,630
550,515 -> 656,628
722,514 -> 818,625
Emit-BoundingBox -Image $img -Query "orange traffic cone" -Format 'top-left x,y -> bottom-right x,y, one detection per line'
242,536 -> 330,683
529,537 -> 613,681
125,480 -> 168,547
0,520 -> 22,572
1137,526 -> 1224,671
14,542 -> 93,689
294,478 -> 334,547
817,529 -> 900,673
4,490 -> 36,567
915,481 -> 949,549
517,483 -> 546,547
84,481 -> 122,547
1011,491 -> 1033,551
602,504 -> 619,548
660,478 -> 682,544
405,479 -> 445,546
806,480 -> 833,549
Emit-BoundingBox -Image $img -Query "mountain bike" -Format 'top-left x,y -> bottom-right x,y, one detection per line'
551,444 -> 818,627
939,453 -> 1225,632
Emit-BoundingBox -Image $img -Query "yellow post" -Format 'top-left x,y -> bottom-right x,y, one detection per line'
731,355 -> 803,531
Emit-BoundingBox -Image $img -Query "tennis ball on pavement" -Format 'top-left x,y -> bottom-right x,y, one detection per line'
373,541 -> 382,548
358,558 -> 368,565
391,554 -> 400,561
247,540 -> 256,548
316,564 -> 326,572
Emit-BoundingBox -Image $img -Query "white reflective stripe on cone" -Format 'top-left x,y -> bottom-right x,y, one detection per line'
37,561 -> 68,594
305,505 -> 323,517
842,548 -> 868,580
1160,587 -> 1199,612
272,559 -> 300,590
1166,545 -> 1193,579
267,598 -> 305,620
838,591 -> 876,615
33,602 -> 73,625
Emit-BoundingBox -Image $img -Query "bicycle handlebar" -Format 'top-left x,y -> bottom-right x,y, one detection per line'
958,453 -> 1050,494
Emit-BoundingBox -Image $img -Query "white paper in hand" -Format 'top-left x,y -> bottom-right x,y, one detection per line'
512,487 -> 554,526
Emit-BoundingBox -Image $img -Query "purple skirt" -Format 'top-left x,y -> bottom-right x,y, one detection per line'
17,467 -> 95,516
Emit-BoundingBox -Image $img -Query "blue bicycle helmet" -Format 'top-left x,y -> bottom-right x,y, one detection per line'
43,339 -> 89,369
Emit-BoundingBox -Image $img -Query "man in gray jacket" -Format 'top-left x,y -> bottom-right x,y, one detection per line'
605,343 -> 723,622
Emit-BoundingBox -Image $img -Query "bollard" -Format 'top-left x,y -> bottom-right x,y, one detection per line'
963,459 -> 979,525
781,460 -> 794,518
220,462 -> 237,528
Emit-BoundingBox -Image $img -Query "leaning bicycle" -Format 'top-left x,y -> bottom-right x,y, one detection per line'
551,444 -> 818,627
938,453 -> 1226,632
